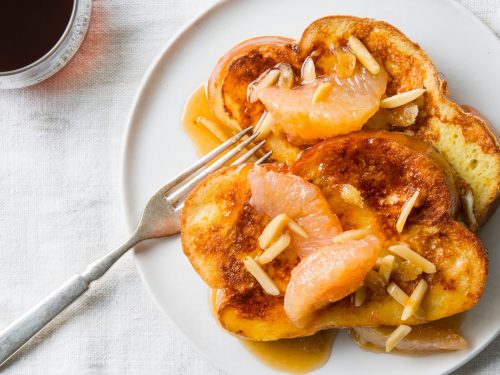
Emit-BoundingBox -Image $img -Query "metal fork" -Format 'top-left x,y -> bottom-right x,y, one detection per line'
0,127 -> 270,367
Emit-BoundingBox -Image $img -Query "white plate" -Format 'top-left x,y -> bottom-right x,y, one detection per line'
121,1 -> 500,374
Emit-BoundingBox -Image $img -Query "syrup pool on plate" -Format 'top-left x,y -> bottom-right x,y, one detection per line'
182,85 -> 264,163
210,290 -> 336,373
182,85 -> 228,155
239,331 -> 336,374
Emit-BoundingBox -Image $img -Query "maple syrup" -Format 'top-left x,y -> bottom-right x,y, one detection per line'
210,290 -> 335,373
182,85 -> 225,155
0,0 -> 75,72
240,331 -> 336,374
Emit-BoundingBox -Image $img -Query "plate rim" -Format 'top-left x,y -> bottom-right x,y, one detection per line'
119,1 -> 500,374
119,0 -> 233,371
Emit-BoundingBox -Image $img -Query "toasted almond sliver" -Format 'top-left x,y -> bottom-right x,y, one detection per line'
196,116 -> 229,142
380,88 -> 426,109
388,244 -> 436,274
396,190 -> 420,233
354,285 -> 367,307
464,189 -> 478,227
287,218 -> 308,238
312,81 -> 333,103
243,257 -> 280,296
332,229 -> 372,244
387,282 -> 425,320
277,63 -> 294,89
387,282 -> 410,305
301,56 -> 316,84
340,184 -> 365,208
378,255 -> 395,285
257,233 -> 291,264
255,111 -> 275,140
347,36 -> 380,75
386,325 -> 412,352
259,213 -> 289,249
401,279 -> 428,321
248,69 -> 280,103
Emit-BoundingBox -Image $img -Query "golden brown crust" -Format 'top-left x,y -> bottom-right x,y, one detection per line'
207,36 -> 301,131
207,37 -> 303,164
181,164 -> 259,291
181,163 -> 291,292
292,131 -> 459,231
401,222 -> 487,308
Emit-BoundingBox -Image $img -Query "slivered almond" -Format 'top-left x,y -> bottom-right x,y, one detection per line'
380,89 -> 426,109
312,81 -> 333,103
332,229 -> 372,244
243,257 -> 280,296
387,282 -> 410,306
401,279 -> 428,321
340,184 -> 365,208
258,213 -> 289,249
254,111 -> 274,140
386,325 -> 412,352
347,36 -> 380,75
248,69 -> 280,103
301,56 -> 316,84
354,286 -> 367,307
196,116 -> 229,142
396,190 -> 420,233
387,283 -> 425,320
287,218 -> 308,238
257,233 -> 291,264
388,243 -> 436,274
378,255 -> 395,284
277,63 -> 294,89
464,189 -> 477,227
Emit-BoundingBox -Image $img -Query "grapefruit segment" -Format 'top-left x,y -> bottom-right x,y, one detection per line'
248,166 -> 342,258
284,235 -> 382,326
259,66 -> 388,145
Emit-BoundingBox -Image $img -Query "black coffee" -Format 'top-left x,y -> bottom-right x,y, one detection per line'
0,0 -> 74,72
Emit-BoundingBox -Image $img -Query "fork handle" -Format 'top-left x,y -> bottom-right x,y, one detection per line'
0,275 -> 89,365
0,233 -> 142,367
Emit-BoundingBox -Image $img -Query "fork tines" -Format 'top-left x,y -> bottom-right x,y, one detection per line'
166,127 -> 270,205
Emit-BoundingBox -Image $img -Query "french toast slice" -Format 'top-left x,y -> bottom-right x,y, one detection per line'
207,36 -> 300,131
298,16 -> 500,227
206,16 -> 500,228
181,132 -> 487,341
207,36 -> 302,164
292,131 -> 459,231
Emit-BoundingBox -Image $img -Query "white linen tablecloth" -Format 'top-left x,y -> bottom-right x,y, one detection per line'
0,1 -> 498,374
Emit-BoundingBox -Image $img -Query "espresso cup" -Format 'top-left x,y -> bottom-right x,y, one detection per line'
0,0 -> 92,89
